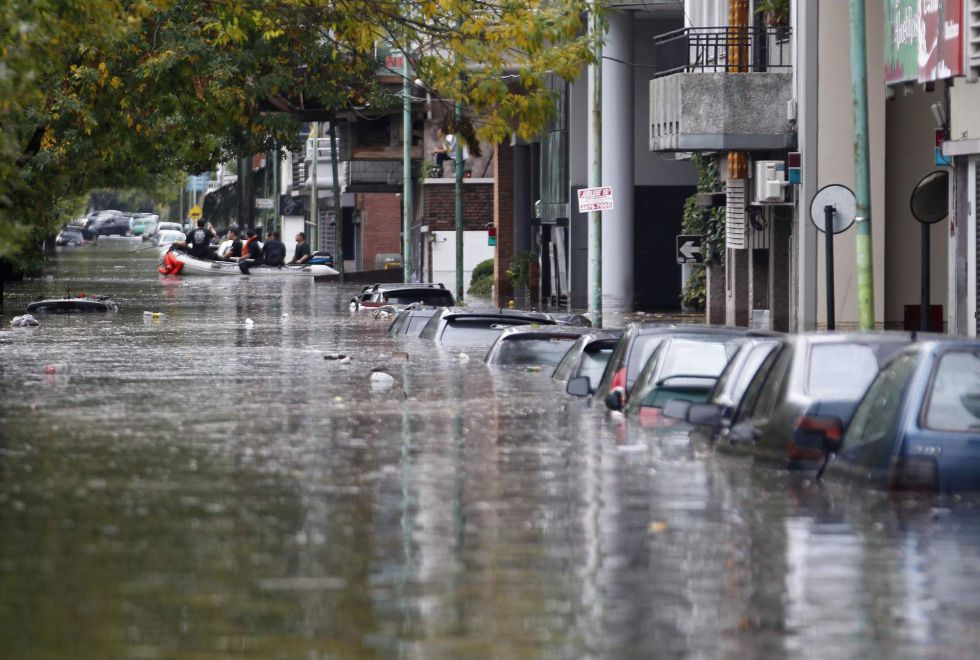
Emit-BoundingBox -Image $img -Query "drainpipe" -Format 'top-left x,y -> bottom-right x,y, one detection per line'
850,0 -> 875,330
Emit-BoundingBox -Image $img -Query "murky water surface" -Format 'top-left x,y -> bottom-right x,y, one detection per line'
3,245 -> 980,658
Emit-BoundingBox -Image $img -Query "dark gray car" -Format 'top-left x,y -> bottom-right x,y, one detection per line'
552,331 -> 622,394
419,309 -> 556,348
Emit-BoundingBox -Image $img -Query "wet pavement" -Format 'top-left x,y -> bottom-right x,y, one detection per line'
2,244 -> 980,658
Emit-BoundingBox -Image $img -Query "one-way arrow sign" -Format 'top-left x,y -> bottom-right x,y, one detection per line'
675,234 -> 704,264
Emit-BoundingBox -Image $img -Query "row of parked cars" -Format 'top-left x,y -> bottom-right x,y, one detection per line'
366,282 -> 980,495
58,211 -> 167,245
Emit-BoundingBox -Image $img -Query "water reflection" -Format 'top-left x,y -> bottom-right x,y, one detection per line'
2,247 -> 980,657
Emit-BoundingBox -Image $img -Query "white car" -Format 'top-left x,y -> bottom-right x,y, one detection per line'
155,229 -> 185,247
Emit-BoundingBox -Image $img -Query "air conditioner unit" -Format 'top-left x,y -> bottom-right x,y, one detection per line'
754,160 -> 786,203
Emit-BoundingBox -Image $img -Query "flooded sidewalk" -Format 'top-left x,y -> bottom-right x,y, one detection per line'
2,246 -> 980,658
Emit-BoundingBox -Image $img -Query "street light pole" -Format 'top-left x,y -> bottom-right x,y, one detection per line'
402,48 -> 413,282
310,122 -> 319,250
849,0 -> 875,330
454,101 -> 464,302
329,117 -> 344,283
587,4 -> 603,327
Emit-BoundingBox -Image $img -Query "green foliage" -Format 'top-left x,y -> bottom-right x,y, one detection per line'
468,258 -> 495,298
679,154 -> 726,312
506,249 -> 537,289
1,0 -> 597,272
755,0 -> 790,24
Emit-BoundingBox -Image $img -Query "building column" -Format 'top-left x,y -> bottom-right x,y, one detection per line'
726,247 -> 750,326
513,143 -> 532,306
770,209 -> 793,331
600,10 -> 635,313
493,141 -> 515,305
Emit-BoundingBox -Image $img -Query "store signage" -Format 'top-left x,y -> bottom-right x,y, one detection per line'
885,0 -> 963,85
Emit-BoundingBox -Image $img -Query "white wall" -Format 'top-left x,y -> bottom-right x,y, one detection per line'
430,231 -> 495,292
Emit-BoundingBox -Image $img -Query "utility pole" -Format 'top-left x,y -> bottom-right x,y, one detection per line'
587,5 -> 603,327
402,47 -> 413,282
329,118 -> 345,283
310,122 -> 319,250
454,101 -> 464,302
272,147 -> 279,235
850,0 -> 875,330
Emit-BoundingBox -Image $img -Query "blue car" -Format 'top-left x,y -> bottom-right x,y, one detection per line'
821,340 -> 980,493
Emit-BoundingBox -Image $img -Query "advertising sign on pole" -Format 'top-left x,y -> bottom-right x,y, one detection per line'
577,186 -> 614,213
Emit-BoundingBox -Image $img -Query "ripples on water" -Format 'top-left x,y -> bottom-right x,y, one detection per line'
1,245 -> 980,658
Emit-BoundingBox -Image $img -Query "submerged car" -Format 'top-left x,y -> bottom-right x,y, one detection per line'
624,335 -> 748,423
818,340 -> 980,493
552,331 -> 622,395
583,324 -> 772,408
485,325 -> 596,367
688,332 -> 916,471
350,283 -> 453,311
56,227 -> 86,246
419,309 -> 556,348
387,305 -> 441,337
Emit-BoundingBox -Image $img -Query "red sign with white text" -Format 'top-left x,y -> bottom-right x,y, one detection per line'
919,0 -> 962,83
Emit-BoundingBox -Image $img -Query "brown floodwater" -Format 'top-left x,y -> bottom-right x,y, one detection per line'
2,243 -> 980,658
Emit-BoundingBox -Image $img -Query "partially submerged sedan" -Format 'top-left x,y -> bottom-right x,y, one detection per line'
419,309 -> 556,348
688,332 -> 915,471
387,305 -> 441,337
350,283 -> 454,311
552,331 -> 622,395
820,340 -> 980,493
624,335 -> 748,424
485,325 -> 596,367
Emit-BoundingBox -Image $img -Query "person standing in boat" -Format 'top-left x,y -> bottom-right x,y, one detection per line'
175,219 -> 215,260
288,232 -> 311,265
262,230 -> 287,267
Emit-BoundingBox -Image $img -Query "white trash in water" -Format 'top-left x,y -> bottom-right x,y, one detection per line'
10,314 -> 39,328
457,353 -> 470,362
245,318 -> 254,327
370,370 -> 396,391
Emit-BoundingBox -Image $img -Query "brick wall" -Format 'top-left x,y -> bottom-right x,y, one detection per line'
493,141 -> 514,304
358,193 -> 402,270
420,182 -> 494,231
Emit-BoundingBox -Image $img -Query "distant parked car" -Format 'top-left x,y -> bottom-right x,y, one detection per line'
666,337 -> 780,439
154,229 -> 185,248
552,331 -> 622,395
624,335 -> 748,423
132,214 -> 159,237
55,227 -> 86,246
147,221 -> 183,243
689,332 -> 916,471
90,213 -> 134,237
485,325 -> 596,367
816,340 -> 980,493
419,309 -> 557,348
388,306 -> 441,337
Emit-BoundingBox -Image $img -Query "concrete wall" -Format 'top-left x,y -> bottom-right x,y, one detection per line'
816,0 -> 887,329
952,82 -> 980,141
431,231 -> 495,293
884,86 -> 948,328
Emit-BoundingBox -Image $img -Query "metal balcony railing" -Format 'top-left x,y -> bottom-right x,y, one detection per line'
653,26 -> 792,78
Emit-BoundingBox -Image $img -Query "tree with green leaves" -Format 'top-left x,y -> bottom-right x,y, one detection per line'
1,0 -> 597,272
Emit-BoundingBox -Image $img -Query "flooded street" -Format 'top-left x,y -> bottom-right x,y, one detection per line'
3,246 -> 980,658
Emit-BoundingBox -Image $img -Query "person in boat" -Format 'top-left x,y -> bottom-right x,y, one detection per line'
262,230 -> 286,267
175,219 -> 216,260
222,228 -> 243,261
288,232 -> 311,265
237,228 -> 263,273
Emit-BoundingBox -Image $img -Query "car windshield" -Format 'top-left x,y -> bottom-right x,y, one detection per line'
807,343 -> 880,398
407,314 -> 435,336
384,290 -> 454,306
494,336 -> 577,366
924,351 -> 980,432
578,343 -> 616,390
634,340 -> 731,409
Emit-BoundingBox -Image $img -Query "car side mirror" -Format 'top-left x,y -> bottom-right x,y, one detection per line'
662,399 -> 692,421
687,403 -> 723,428
566,376 -> 591,398
605,389 -> 625,412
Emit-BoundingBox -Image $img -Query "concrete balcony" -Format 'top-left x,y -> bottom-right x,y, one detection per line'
649,26 -> 795,152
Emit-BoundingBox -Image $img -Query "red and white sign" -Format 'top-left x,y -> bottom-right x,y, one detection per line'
578,186 -> 614,213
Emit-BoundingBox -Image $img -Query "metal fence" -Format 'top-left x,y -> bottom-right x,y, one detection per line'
653,26 -> 792,78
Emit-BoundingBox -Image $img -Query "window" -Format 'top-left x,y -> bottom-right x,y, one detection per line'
748,343 -> 793,419
495,337 -> 577,367
923,351 -> 980,432
806,344 -> 880,399
733,346 -> 783,422
845,353 -> 918,451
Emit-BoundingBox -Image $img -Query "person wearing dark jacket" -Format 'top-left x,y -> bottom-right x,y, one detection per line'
238,228 -> 264,273
289,232 -> 311,264
262,230 -> 286,267
176,219 -> 215,259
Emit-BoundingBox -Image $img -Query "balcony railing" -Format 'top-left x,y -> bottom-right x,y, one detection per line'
653,26 -> 792,79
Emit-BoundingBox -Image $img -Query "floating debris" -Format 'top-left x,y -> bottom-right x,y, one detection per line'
10,314 -> 39,328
